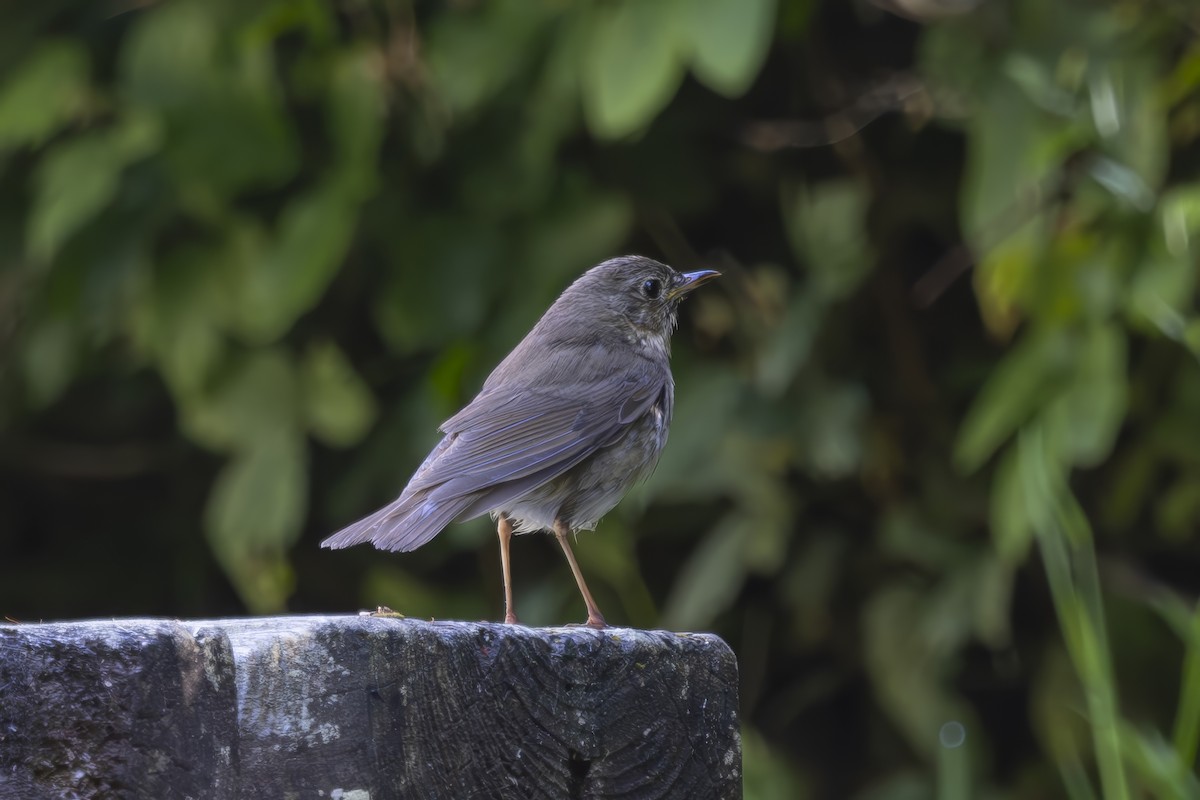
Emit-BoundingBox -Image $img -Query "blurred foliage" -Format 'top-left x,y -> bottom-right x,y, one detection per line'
1,0 -> 1199,797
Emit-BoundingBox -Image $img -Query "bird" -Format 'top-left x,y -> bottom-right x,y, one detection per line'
322,255 -> 719,628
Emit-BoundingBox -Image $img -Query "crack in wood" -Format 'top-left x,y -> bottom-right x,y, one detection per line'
567,748 -> 592,800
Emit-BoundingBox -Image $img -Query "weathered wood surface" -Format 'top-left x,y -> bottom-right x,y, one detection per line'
0,615 -> 740,799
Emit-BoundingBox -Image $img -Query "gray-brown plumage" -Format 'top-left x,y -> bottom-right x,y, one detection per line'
322,255 -> 719,627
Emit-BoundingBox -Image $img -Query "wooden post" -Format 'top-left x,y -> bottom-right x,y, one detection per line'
0,616 -> 741,799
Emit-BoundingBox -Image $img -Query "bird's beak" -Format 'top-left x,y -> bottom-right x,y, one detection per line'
667,269 -> 721,300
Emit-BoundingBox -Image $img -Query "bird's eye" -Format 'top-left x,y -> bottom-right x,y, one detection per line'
642,279 -> 662,299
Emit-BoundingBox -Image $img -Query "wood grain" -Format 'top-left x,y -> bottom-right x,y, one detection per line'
0,616 -> 740,799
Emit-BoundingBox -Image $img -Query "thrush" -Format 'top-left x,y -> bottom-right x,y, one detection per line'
322,255 -> 719,627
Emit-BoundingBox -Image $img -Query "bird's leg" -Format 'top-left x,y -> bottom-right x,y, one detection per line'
553,520 -> 607,628
497,515 -> 519,624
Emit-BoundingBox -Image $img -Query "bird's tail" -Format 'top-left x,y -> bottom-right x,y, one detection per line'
320,488 -> 479,553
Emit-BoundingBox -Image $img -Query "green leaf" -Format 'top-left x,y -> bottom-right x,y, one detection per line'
739,484 -> 794,574
20,316 -> 76,407
971,221 -> 1048,338
520,190 -> 634,291
302,341 -> 377,448
794,381 -> 868,479
1173,604 -> 1200,770
120,0 -> 298,197
783,179 -> 872,303
205,431 -> 307,550
1160,182 -> 1200,257
27,112 -> 161,261
204,431 -> 306,612
1154,474 -> 1200,541
1004,52 -> 1077,117
1116,722 -> 1200,800
970,555 -> 1015,649
922,563 -> 988,655
682,0 -> 776,98
326,48 -> 386,195
963,76 -> 1038,243
426,0 -> 554,116
1089,58 -> 1168,194
129,243 -> 226,398
778,532 -> 845,644
181,348 -> 299,453
863,582 -> 978,759
954,328 -> 1073,472
372,218 -> 501,353
1030,646 -> 1091,764
990,445 -> 1033,563
917,17 -> 988,104
743,728 -> 810,800
517,12 -> 590,184
1099,443 -> 1156,530
582,0 -> 686,139
232,182 -> 357,343
119,0 -> 217,108
1186,319 -> 1200,361
961,72 -> 1081,248
646,367 -> 743,497
1087,156 -> 1155,211
661,513 -> 748,631
1129,264 -> 1191,341
755,290 -> 820,397
879,507 -> 969,571
1044,323 -> 1127,467
0,40 -> 88,150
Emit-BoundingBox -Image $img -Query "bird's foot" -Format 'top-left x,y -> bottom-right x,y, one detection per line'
503,612 -> 521,625
566,613 -> 608,629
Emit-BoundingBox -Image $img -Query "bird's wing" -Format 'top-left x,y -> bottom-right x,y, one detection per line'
321,365 -> 668,552
421,368 -> 666,495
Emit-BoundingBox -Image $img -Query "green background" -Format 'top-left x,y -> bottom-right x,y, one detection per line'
2,0 -> 1199,796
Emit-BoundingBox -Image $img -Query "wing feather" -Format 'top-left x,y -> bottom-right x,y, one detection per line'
413,373 -> 660,492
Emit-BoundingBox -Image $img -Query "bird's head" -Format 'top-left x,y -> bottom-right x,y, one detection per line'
567,255 -> 720,344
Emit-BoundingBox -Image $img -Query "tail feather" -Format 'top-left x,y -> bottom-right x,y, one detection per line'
322,460 -> 568,553
321,487 -> 481,553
